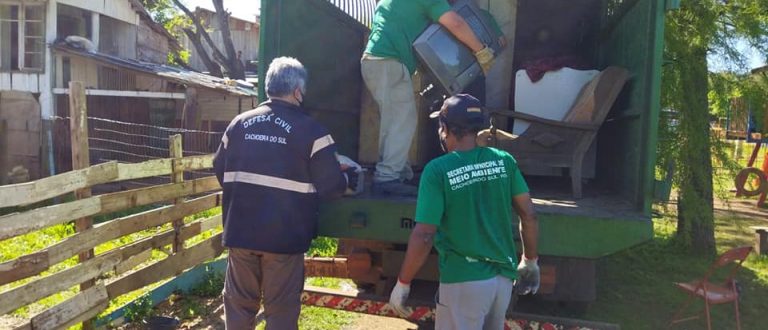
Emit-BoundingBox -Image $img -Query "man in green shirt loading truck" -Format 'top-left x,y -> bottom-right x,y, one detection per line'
362,0 -> 495,196
389,94 -> 540,329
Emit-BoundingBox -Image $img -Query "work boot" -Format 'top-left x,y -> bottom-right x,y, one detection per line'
372,180 -> 418,197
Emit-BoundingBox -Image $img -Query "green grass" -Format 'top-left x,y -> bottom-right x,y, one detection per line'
0,201 -> 224,329
253,306 -> 355,330
583,209 -> 768,329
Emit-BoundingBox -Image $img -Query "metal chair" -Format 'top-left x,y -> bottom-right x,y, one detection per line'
667,246 -> 753,330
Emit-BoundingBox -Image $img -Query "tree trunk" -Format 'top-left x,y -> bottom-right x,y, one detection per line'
675,47 -> 716,255
182,28 -> 223,77
171,0 -> 230,73
212,0 -> 245,79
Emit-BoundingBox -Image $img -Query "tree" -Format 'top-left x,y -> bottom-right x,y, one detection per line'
171,0 -> 245,79
140,0 -> 245,78
663,0 -> 768,255
139,0 -> 191,66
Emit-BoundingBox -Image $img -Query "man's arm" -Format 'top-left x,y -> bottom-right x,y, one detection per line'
308,135 -> 347,200
212,132 -> 229,185
397,223 -> 437,283
438,11 -> 484,53
512,193 -> 538,259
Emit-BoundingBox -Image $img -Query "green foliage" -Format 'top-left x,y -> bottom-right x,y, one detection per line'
305,277 -> 344,289
139,0 -> 193,65
307,237 -> 338,257
124,294 -> 155,323
139,0 -> 177,25
189,270 -> 225,298
659,0 -> 768,253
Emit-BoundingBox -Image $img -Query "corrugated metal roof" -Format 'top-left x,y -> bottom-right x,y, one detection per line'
52,42 -> 258,97
327,0 -> 376,28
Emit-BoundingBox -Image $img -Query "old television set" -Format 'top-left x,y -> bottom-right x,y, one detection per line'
413,0 -> 504,95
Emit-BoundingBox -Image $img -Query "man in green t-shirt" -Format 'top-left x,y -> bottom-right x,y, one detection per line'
362,0 -> 495,196
389,94 -> 540,329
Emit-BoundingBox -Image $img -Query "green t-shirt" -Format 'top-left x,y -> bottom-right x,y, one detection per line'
365,0 -> 451,74
415,147 -> 529,283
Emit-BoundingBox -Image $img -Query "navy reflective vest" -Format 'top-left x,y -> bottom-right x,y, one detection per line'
213,99 -> 346,254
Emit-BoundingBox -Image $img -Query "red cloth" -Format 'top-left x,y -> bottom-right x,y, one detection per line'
521,56 -> 591,82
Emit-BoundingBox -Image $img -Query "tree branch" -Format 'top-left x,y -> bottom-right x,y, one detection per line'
211,0 -> 245,79
182,27 -> 223,77
171,0 -> 229,68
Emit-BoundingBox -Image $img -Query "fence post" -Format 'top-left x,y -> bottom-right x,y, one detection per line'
0,119 -> 7,185
69,81 -> 95,330
170,134 -> 184,253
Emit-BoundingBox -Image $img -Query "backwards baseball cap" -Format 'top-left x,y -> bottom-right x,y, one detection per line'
429,94 -> 486,129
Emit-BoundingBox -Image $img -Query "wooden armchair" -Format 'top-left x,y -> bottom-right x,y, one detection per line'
478,66 -> 630,198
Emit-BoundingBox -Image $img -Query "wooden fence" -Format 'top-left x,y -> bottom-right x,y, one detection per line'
0,82 -> 223,329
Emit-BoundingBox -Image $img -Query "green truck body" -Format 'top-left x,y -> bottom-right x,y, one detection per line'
258,0 -> 668,302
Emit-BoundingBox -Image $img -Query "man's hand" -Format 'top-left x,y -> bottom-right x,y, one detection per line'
389,279 -> 411,317
514,257 -> 540,295
474,46 -> 495,75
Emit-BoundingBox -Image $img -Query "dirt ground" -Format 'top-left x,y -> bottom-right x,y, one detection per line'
117,294 -> 418,330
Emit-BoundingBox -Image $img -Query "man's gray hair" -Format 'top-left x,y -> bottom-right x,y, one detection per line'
265,57 -> 307,98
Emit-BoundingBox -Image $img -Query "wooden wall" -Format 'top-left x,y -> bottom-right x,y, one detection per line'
99,15 -> 138,59
197,89 -> 256,123
57,0 -> 139,25
0,72 -> 43,93
137,21 -> 171,64
0,91 -> 42,183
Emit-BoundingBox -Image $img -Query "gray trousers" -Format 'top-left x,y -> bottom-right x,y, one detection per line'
436,275 -> 514,330
361,56 -> 417,183
223,248 -> 304,330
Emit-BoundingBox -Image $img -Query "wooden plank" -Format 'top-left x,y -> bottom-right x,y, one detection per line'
177,154 -> 215,171
113,154 -> 214,182
114,249 -> 152,275
26,74 -> 39,94
0,198 -> 102,241
12,321 -> 31,330
0,252 -> 50,287
52,88 -> 186,99
106,233 -> 224,299
170,134 -> 184,253
0,193 -> 221,286
115,158 -> 173,181
0,253 -> 119,316
0,177 -> 220,241
181,87 -> 200,130
0,72 -> 11,90
99,176 -> 220,214
0,162 -> 119,208
30,283 -> 108,330
179,214 -> 222,242
0,120 -> 7,185
69,81 -> 96,299
10,73 -> 29,92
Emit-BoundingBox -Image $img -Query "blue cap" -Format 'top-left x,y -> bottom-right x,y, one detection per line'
429,94 -> 486,129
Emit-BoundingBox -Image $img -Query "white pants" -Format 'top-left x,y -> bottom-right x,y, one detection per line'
436,275 -> 514,330
478,0 -> 518,111
361,57 -> 417,182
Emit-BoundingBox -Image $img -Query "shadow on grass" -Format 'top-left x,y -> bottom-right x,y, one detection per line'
581,213 -> 768,330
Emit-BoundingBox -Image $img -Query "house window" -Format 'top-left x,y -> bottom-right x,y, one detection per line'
0,3 -> 45,72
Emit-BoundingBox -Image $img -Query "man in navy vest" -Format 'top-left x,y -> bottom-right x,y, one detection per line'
213,57 -> 347,329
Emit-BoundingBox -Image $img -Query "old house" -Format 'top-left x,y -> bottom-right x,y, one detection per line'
0,0 -> 257,183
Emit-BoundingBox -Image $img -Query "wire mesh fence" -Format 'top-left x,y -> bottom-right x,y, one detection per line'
53,116 -> 223,191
